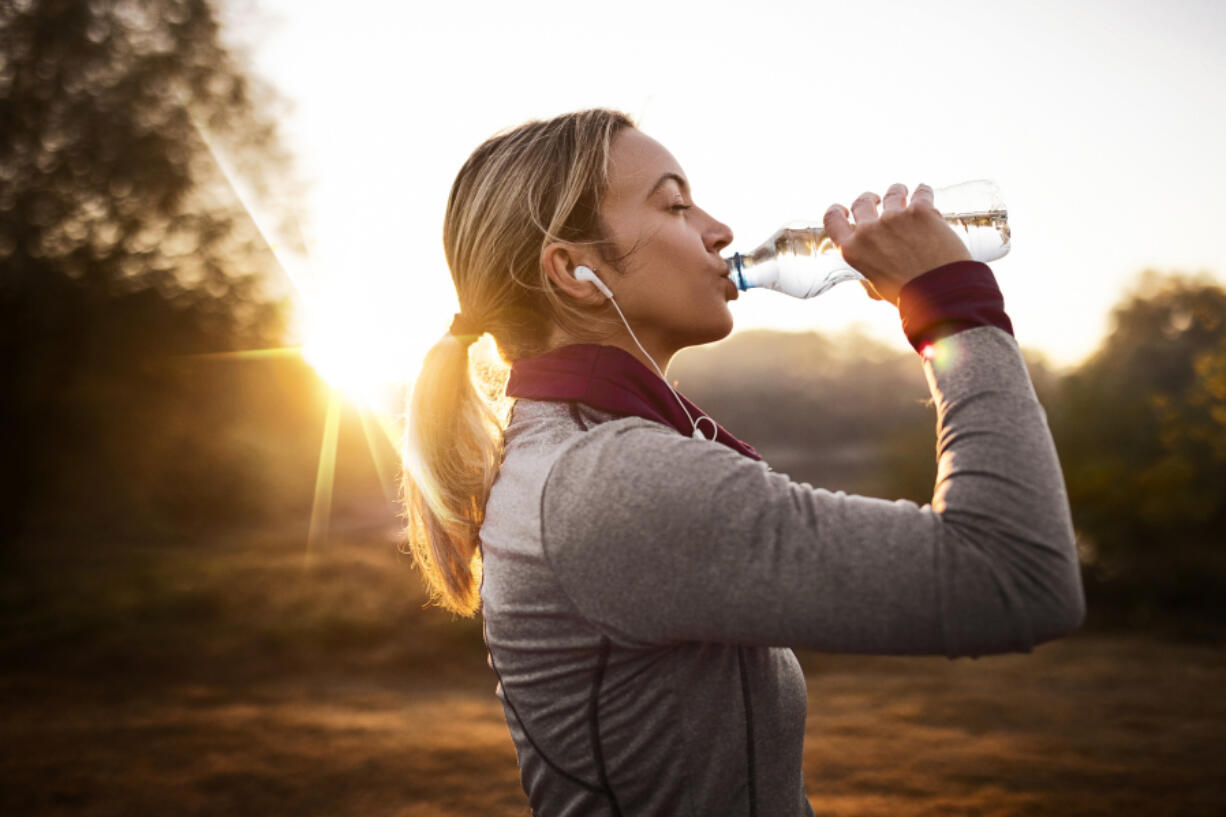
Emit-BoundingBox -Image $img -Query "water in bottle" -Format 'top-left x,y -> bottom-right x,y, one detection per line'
726,180 -> 1011,299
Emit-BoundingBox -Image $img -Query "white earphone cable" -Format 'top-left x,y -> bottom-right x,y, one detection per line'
605,295 -> 717,441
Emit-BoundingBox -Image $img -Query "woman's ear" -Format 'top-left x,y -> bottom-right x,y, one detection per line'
541,242 -> 607,305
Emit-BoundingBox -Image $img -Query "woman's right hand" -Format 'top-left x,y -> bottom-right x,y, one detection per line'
823,183 -> 970,305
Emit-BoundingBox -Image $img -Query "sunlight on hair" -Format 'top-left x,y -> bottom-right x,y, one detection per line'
468,335 -> 513,416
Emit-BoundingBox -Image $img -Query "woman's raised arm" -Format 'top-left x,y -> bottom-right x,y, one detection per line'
538,323 -> 1085,657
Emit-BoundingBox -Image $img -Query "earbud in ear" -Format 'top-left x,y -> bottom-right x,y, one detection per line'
574,265 -> 614,300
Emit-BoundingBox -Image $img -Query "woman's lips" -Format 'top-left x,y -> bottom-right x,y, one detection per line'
723,277 -> 738,300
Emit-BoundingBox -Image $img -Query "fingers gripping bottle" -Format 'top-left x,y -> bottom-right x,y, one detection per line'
725,180 -> 1010,299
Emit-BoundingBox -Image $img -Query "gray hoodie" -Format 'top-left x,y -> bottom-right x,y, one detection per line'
479,326 -> 1086,816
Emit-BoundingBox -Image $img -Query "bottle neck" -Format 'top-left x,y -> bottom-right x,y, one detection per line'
727,253 -> 751,291
727,251 -> 782,291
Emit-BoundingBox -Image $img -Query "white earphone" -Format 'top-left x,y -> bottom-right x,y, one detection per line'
572,265 -> 716,441
574,265 -> 613,299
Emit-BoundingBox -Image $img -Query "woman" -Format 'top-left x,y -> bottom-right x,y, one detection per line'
402,109 -> 1084,816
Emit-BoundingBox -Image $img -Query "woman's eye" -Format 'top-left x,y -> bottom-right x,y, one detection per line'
671,203 -> 693,212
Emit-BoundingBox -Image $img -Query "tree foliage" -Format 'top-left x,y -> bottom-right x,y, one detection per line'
673,329 -> 935,498
1051,272 -> 1226,623
0,0 -> 305,542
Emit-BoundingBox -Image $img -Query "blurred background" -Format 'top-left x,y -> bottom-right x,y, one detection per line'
2,0 -> 1223,815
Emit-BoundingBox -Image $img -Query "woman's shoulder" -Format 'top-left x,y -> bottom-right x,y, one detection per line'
538,413 -> 774,545
504,398 -> 675,455
493,399 -> 680,501
499,399 -> 767,523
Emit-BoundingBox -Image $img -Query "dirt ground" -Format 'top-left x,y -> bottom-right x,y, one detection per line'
2,534 -> 1224,816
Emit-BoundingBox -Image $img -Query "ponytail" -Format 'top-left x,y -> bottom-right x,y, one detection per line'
400,108 -> 634,616
401,333 -> 505,616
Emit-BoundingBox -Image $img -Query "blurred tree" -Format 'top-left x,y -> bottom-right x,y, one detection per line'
672,329 -> 935,498
0,0 -> 309,542
1053,272 -> 1226,625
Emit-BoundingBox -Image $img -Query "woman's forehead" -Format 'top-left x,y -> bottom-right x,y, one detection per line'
607,129 -> 688,203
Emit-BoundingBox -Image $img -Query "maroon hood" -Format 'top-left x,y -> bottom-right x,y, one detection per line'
507,344 -> 761,461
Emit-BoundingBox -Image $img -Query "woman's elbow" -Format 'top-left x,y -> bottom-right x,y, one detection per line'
1029,561 -> 1087,645
998,508 -> 1086,646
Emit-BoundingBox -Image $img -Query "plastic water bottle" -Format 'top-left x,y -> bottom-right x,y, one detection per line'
726,180 -> 1010,298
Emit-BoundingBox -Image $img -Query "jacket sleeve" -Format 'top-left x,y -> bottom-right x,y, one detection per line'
538,326 -> 1085,657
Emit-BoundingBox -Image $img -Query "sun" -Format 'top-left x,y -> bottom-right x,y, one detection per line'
190,113 -> 462,553
190,111 -> 438,413
298,286 -> 427,412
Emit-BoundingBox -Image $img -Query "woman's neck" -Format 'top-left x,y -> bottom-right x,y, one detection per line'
544,325 -> 676,379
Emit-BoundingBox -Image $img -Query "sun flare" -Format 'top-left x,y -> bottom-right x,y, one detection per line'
299,302 -> 419,411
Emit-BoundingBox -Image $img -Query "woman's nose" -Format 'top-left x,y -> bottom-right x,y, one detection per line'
705,214 -> 733,255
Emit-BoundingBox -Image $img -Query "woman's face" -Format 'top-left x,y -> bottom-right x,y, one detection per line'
595,128 -> 736,357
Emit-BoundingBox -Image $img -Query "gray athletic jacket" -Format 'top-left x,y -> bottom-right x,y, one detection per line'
478,326 -> 1086,816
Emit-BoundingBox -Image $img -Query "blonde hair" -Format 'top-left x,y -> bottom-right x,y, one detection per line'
401,109 -> 635,616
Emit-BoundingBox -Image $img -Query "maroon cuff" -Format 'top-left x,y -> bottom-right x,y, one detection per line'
898,260 -> 1014,355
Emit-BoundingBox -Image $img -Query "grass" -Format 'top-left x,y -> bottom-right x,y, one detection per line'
798,638 -> 1225,816
2,525 -> 1224,816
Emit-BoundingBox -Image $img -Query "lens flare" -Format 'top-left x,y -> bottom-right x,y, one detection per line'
190,114 -> 421,554
306,388 -> 342,561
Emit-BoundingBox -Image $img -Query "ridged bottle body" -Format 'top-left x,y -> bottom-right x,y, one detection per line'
726,180 -> 1010,299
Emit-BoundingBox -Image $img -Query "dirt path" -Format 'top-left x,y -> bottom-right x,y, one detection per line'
3,632 -> 1224,816
797,633 -> 1226,816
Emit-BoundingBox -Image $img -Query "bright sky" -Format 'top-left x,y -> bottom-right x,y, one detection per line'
232,0 -> 1226,397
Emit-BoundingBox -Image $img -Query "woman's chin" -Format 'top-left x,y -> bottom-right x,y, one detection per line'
657,308 -> 735,352
696,310 -> 735,345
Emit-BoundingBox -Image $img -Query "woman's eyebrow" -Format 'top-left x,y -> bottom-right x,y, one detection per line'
646,172 -> 689,199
